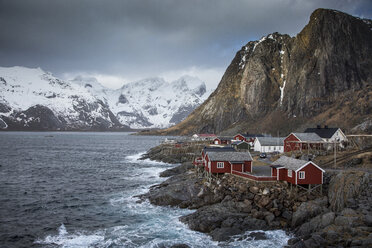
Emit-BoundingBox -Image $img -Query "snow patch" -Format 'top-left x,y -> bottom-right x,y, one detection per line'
279,80 -> 286,105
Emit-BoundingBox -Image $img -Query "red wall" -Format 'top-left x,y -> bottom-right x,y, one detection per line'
232,163 -> 243,172
234,134 -> 247,142
278,168 -> 295,184
284,134 -> 300,152
211,161 -> 231,173
297,162 -> 323,184
272,168 -> 277,177
244,161 -> 252,173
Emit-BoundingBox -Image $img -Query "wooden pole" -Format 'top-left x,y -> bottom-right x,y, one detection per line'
334,142 -> 337,168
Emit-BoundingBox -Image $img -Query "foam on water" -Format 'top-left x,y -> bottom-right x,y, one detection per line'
36,224 -> 105,248
31,137 -> 292,248
126,152 -> 175,167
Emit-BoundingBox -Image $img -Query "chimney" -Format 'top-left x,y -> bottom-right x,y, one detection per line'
317,125 -> 321,129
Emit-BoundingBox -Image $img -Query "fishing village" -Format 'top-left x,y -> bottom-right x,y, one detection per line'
138,125 -> 372,247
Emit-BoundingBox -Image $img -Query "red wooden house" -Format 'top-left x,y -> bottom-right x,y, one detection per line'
205,151 -> 252,174
200,146 -> 235,169
213,137 -> 233,145
284,133 -> 323,152
234,134 -> 264,145
270,156 -> 324,185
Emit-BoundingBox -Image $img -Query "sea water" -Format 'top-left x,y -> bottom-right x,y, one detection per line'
0,132 -> 291,247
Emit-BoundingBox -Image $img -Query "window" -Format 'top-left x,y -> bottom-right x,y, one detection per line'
288,169 -> 292,177
299,171 -> 305,179
217,162 -> 224,168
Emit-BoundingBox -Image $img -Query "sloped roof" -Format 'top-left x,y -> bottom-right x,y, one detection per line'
256,137 -> 285,146
292,132 -> 323,142
271,156 -> 308,170
207,151 -> 252,162
216,137 -> 233,141
241,133 -> 265,139
304,127 -> 339,139
203,146 -> 235,153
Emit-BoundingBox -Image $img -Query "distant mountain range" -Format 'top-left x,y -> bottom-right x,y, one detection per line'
0,66 -> 209,131
157,9 -> 372,136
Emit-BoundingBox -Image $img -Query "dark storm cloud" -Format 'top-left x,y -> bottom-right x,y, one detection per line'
0,0 -> 371,87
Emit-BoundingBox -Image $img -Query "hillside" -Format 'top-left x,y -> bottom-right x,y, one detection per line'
156,9 -> 372,136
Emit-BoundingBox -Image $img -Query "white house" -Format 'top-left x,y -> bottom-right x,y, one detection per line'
253,137 -> 285,153
304,126 -> 347,146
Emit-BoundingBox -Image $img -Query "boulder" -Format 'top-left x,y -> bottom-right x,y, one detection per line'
249,186 -> 259,194
321,212 -> 335,228
291,197 -> 328,227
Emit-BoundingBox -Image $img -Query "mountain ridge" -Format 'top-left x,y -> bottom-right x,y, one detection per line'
0,66 -> 209,131
154,8 -> 372,136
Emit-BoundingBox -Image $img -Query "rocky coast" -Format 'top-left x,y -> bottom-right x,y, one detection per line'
138,144 -> 372,247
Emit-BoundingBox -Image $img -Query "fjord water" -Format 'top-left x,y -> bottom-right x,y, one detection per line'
0,132 -> 290,247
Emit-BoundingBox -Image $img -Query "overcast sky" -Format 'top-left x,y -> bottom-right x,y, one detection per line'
0,0 -> 371,89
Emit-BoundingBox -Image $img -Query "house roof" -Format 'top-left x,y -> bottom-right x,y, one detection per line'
207,151 -> 252,162
215,137 -> 233,141
203,146 -> 235,153
240,133 -> 265,139
271,156 -> 308,171
291,132 -> 323,142
304,127 -> 339,139
256,137 -> 285,146
232,140 -> 249,145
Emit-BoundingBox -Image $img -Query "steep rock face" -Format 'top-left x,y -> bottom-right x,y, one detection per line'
161,9 -> 372,135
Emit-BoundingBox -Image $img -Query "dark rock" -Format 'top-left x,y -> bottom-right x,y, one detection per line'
364,214 -> 372,226
282,210 -> 292,220
321,212 -> 335,227
334,216 -> 359,227
303,234 -> 326,248
159,163 -> 193,177
209,227 -> 242,241
291,197 -> 328,227
139,171 -> 203,208
288,237 -> 301,245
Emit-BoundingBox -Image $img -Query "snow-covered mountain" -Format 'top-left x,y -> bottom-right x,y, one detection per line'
0,66 -> 127,131
72,75 -> 208,129
0,66 -> 209,130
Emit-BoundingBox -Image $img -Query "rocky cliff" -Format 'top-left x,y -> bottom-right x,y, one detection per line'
159,9 -> 372,135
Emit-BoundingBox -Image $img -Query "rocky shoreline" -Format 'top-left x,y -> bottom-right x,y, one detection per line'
138,144 -> 372,247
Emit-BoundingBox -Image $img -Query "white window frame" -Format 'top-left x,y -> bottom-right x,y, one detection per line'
288,169 -> 292,177
217,162 -> 224,168
208,161 -> 211,169
299,171 -> 305,179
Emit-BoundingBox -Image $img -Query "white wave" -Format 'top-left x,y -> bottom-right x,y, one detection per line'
125,152 -> 177,167
35,224 -> 104,248
222,229 -> 292,247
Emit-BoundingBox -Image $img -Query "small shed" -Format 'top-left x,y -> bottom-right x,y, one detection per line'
231,140 -> 250,150
205,151 -> 252,174
271,156 -> 324,185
